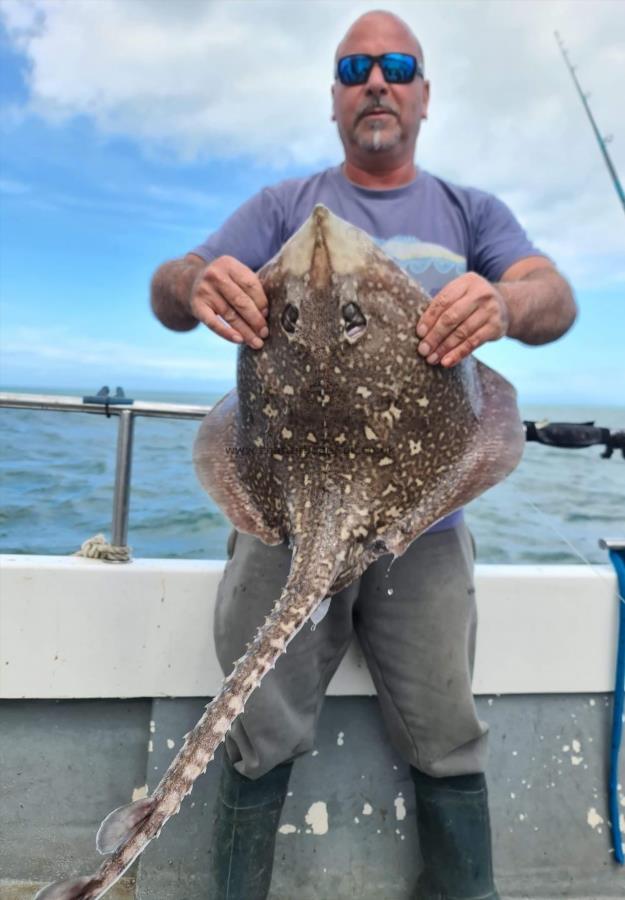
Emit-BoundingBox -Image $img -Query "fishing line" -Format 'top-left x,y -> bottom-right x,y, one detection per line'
506,480 -> 624,605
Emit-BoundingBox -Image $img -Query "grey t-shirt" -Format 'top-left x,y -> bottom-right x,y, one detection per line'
192,164 -> 545,532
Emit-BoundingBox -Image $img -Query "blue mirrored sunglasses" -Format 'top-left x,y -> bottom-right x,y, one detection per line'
336,53 -> 422,86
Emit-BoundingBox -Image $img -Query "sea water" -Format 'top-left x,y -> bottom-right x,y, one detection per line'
1,387 -> 623,565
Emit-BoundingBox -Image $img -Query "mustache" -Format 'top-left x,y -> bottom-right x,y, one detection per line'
355,100 -> 399,123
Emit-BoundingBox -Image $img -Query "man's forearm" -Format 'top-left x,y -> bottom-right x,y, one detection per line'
498,268 -> 577,345
150,257 -> 204,332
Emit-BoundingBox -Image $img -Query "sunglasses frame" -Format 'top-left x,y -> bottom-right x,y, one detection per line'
336,52 -> 424,86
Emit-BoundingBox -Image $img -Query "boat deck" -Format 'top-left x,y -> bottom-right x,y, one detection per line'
1,555 -> 623,898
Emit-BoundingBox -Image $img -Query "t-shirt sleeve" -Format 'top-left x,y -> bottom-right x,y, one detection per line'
189,187 -> 285,272
470,193 -> 550,282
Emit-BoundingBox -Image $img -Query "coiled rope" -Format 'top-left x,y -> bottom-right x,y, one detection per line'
73,533 -> 132,563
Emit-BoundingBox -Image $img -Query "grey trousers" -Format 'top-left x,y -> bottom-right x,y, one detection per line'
213,520 -> 490,781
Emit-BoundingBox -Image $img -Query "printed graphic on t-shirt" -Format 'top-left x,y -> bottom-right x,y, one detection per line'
374,235 -> 466,298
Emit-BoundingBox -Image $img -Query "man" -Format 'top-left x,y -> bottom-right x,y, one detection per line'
151,10 -> 576,899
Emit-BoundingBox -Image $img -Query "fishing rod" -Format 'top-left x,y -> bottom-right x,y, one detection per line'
554,31 -> 625,217
524,419 -> 625,459
550,39 -> 624,861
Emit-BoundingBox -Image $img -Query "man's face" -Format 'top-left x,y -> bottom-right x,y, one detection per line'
331,17 -> 429,161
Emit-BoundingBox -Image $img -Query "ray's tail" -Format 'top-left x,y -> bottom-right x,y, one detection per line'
34,536 -> 339,900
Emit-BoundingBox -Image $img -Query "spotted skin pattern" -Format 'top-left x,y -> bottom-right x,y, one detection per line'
36,206 -> 524,900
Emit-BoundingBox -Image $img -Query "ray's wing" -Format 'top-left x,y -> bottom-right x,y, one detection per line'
382,360 -> 524,559
193,389 -> 282,544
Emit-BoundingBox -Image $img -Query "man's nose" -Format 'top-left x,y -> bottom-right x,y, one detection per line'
366,61 -> 388,93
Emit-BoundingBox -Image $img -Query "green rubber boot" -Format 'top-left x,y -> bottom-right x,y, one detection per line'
208,751 -> 294,900
410,766 -> 500,900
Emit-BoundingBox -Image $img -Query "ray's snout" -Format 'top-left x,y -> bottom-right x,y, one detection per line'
309,205 -> 332,290
279,203 -> 370,289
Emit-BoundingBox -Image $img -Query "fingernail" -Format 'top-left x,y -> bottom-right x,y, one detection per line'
416,324 -> 427,337
260,326 -> 269,338
233,335 -> 243,343
427,353 -> 438,364
252,337 -> 263,349
262,308 -> 269,317
418,341 -> 430,355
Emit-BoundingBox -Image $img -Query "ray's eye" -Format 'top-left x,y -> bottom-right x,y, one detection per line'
281,303 -> 299,333
342,302 -> 367,338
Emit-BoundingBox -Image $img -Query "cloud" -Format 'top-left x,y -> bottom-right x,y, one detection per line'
0,177 -> 223,234
0,0 -> 342,162
1,0 -> 624,293
0,177 -> 31,195
144,184 -> 221,209
0,325 -> 237,384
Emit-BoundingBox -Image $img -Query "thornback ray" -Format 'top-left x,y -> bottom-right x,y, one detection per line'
36,205 -> 524,899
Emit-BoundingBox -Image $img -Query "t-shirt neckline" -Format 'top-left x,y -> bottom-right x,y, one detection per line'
335,163 -> 425,197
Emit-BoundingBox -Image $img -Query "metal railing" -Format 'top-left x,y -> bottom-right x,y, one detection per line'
0,390 -> 213,548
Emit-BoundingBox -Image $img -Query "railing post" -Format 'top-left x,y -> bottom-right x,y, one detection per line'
112,409 -> 135,547
0,391 -> 213,550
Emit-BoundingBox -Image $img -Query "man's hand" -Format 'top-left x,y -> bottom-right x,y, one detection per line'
190,255 -> 269,349
415,272 -> 509,367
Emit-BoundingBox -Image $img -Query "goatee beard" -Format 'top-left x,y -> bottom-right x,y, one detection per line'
355,119 -> 400,153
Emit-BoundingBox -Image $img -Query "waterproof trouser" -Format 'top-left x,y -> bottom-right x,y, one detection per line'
215,522 -> 488,780
208,750 -> 293,900
411,766 -> 500,900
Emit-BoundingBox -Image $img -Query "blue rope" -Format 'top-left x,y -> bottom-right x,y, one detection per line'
608,548 -> 625,865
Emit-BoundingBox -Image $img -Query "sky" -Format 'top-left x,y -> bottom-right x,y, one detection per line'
0,0 -> 623,404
